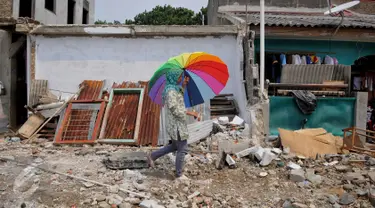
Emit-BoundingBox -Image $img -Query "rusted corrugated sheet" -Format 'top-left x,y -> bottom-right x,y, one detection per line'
280,64 -> 350,84
103,81 -> 161,146
138,81 -> 161,146
104,82 -> 139,141
77,80 -> 104,100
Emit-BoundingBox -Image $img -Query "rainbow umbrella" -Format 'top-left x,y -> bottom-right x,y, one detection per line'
148,52 -> 229,108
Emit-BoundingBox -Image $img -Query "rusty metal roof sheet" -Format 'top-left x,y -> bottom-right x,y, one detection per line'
77,80 -> 104,101
236,13 -> 375,28
103,81 -> 161,146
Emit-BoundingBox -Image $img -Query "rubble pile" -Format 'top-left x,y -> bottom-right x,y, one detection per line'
2,116 -> 375,207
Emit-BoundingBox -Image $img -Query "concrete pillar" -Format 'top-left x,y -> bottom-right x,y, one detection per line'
355,92 -> 368,145
0,29 -> 12,132
207,0 -> 219,25
355,92 -> 368,130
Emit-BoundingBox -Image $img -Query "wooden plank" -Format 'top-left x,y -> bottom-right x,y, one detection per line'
17,114 -> 45,139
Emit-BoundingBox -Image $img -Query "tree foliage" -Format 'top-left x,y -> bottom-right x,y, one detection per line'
95,5 -> 207,25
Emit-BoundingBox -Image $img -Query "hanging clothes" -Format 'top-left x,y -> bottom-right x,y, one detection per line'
324,55 -> 334,65
287,55 -> 293,64
301,56 -> 307,65
280,54 -> 286,65
333,57 -> 339,65
311,55 -> 319,64
316,57 -> 322,65
353,77 -> 361,90
306,56 -> 312,64
292,55 -> 302,65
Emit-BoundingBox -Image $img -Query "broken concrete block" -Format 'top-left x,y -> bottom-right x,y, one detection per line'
215,151 -> 227,170
271,148 -> 283,155
338,193 -> 355,205
225,154 -> 236,167
290,169 -> 306,182
103,152 -> 148,170
218,117 -> 229,125
343,172 -> 365,181
305,172 -> 322,185
140,199 -> 165,208
259,151 -> 276,166
253,147 -> 265,161
287,162 -> 301,170
229,116 -> 244,126
235,146 -> 259,158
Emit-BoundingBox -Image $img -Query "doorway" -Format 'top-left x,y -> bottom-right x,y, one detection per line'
82,7 -> 88,24
10,34 -> 28,128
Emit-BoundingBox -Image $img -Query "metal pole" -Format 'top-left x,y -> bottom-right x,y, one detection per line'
260,0 -> 265,93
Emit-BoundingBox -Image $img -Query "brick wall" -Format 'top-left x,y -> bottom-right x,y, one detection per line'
0,0 -> 12,18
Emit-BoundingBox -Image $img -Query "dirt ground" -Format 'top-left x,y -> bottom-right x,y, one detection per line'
0,138 -> 374,208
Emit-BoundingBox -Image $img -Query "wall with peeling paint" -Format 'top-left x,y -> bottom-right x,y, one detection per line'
32,35 -> 248,121
255,39 -> 375,65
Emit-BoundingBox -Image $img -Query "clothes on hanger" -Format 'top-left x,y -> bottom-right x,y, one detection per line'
280,54 -> 286,65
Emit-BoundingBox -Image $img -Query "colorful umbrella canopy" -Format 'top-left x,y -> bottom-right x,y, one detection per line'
148,52 -> 229,108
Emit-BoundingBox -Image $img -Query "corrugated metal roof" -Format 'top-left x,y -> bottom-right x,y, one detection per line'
103,81 -> 161,146
280,64 -> 350,84
77,80 -> 104,101
236,13 -> 375,28
29,79 -> 48,107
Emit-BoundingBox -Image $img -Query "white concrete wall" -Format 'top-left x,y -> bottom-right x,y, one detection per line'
12,0 -> 95,24
32,35 -> 248,120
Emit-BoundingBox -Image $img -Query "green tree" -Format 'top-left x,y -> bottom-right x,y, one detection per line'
95,19 -> 109,24
193,7 -> 208,25
125,5 -> 207,25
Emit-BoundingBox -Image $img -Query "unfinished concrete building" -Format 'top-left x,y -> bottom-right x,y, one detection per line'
1,0 -> 95,24
0,0 -> 96,132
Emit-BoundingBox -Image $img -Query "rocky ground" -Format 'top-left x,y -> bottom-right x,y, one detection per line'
1,134 -> 375,208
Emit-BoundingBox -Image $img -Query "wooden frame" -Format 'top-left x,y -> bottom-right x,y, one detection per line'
342,127 -> 375,157
54,100 -> 106,144
99,88 -> 144,144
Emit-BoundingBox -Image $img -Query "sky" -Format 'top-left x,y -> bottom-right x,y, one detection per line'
95,0 -> 209,22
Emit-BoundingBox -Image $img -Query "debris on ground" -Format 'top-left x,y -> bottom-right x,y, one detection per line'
3,81 -> 375,207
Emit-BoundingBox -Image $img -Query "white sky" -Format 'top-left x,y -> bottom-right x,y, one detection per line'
95,0 -> 209,22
